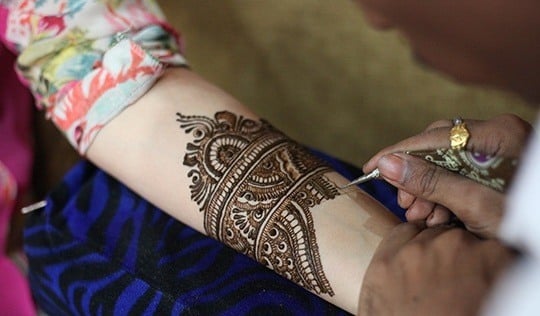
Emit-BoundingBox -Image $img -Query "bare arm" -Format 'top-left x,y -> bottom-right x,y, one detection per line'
0,1 -> 399,311
87,67 -> 400,313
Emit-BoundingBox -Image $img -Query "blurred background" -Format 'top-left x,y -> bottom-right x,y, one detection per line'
161,0 -> 536,164
35,0 -> 537,194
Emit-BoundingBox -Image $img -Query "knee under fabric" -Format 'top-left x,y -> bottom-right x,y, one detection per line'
24,150 -> 404,315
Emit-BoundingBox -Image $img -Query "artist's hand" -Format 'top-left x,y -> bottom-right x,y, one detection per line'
363,114 -> 532,238
358,223 -> 515,316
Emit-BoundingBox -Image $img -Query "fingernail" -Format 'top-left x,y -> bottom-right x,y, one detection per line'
426,212 -> 435,226
378,153 -> 406,182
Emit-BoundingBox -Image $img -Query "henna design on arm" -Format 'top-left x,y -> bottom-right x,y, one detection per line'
177,111 -> 339,296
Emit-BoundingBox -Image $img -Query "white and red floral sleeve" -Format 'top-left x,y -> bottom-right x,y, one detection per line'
0,0 -> 187,153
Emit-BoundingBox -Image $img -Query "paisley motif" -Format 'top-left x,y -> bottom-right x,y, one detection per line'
178,111 -> 338,296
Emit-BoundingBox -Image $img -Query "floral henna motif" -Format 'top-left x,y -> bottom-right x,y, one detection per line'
177,111 -> 339,296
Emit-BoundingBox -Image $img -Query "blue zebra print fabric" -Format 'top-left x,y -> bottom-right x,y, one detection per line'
24,150 -> 404,315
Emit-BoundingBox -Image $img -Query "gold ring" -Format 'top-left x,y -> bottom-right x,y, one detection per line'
450,117 -> 470,150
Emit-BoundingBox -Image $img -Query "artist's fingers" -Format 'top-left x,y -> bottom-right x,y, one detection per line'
423,119 -> 455,131
363,129 -> 446,173
371,222 -> 425,262
373,222 -> 455,262
397,190 -> 415,209
426,205 -> 452,227
405,198 -> 435,222
363,114 -> 531,173
422,118 -> 484,132
377,153 -> 505,238
404,195 -> 452,226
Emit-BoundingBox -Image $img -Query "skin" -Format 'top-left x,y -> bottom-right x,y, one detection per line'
364,114 -> 532,238
354,0 -> 540,314
358,223 -> 515,316
14,1 -> 534,313
6,1 -> 528,314
178,111 -> 339,296
357,0 -> 540,103
87,68 -> 401,314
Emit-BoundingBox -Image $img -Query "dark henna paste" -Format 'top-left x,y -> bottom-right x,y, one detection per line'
178,111 -> 338,296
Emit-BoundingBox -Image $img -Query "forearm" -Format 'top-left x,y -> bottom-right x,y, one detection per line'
1,1 -> 399,312
87,67 -> 400,313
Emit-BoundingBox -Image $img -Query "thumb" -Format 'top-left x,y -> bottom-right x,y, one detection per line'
377,153 -> 503,235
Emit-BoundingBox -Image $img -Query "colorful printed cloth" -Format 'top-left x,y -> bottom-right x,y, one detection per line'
0,0 -> 187,153
0,1 -> 185,313
0,2 -> 406,314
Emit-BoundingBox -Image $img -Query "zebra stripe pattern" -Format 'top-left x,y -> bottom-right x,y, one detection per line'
24,150 -> 404,315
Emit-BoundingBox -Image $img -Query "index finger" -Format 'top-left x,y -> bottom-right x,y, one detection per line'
363,116 -> 527,173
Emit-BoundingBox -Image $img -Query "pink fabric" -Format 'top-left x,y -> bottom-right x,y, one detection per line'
0,47 -> 33,193
0,1 -> 186,153
0,44 -> 36,315
0,258 -> 35,316
0,5 -> 7,42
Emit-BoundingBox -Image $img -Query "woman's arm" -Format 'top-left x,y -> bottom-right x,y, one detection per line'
1,1 -> 399,313
88,67 -> 400,313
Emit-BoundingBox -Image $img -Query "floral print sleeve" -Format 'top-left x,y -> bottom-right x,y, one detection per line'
0,0 -> 187,153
